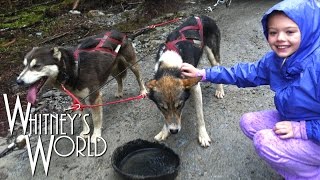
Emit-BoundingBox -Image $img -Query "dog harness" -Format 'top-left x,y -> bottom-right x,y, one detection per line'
73,31 -> 126,60
66,31 -> 126,87
165,16 -> 204,54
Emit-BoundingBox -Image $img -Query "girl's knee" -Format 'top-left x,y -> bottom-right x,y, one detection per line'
240,112 -> 253,128
240,110 -> 278,139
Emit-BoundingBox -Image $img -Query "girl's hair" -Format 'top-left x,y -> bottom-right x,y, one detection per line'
266,10 -> 287,31
267,10 -> 286,23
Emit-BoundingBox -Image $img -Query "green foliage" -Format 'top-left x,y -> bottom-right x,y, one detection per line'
0,0 -> 74,30
44,0 -> 73,12
0,5 -> 47,29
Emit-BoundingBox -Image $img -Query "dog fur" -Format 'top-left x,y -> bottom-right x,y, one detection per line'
146,15 -> 224,147
16,30 -> 147,143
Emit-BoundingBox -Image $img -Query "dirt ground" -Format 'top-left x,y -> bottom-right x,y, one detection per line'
0,0 -> 284,179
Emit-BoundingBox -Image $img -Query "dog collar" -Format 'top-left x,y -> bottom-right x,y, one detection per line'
57,70 -> 69,84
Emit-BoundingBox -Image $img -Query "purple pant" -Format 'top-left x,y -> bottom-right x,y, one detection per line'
239,110 -> 320,179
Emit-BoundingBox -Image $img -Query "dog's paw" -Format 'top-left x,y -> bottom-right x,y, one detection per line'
215,89 -> 225,99
91,133 -> 101,144
114,92 -> 123,98
90,129 -> 102,143
139,89 -> 148,98
154,131 -> 169,141
198,128 -> 211,147
80,131 -> 90,139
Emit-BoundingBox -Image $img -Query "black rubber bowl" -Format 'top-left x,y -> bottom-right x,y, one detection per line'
112,139 -> 180,180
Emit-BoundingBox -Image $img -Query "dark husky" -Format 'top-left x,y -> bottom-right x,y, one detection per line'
146,15 -> 224,147
16,30 -> 147,143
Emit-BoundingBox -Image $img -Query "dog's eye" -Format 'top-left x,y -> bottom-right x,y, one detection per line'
32,64 -> 42,70
158,103 -> 168,110
175,102 -> 183,109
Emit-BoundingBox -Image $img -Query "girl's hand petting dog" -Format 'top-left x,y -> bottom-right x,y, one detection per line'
181,63 -> 204,78
273,121 -> 294,139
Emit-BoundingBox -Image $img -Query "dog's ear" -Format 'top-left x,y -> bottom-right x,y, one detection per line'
182,76 -> 201,89
52,47 -> 62,61
146,79 -> 157,91
24,47 -> 39,60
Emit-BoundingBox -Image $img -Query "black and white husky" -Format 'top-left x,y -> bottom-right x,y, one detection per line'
146,15 -> 224,147
16,30 -> 147,143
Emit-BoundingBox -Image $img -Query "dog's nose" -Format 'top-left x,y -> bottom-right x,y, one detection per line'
16,79 -> 24,85
170,129 -> 179,134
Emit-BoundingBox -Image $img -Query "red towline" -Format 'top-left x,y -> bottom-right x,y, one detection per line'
61,84 -> 145,111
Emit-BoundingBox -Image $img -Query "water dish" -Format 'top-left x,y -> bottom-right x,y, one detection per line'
112,139 -> 180,180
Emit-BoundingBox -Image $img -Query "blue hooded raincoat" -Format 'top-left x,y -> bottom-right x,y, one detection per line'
204,0 -> 320,143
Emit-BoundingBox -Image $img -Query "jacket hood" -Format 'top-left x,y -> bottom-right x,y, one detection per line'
261,0 -> 320,79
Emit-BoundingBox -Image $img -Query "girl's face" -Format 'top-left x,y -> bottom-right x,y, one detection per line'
267,12 -> 301,58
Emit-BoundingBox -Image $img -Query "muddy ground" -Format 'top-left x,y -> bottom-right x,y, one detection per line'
0,0 -> 283,179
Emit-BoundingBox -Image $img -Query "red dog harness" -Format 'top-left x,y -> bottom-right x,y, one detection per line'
73,31 -> 126,60
165,16 -> 204,53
